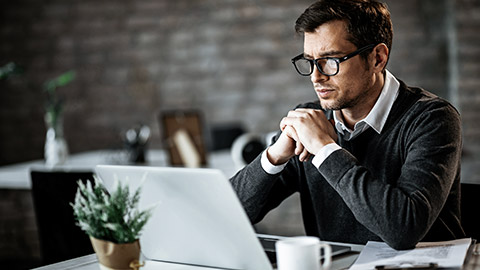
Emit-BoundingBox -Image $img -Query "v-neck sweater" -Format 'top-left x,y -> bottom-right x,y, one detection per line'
230,80 -> 464,250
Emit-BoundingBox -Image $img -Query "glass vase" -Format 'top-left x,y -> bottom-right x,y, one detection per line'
44,114 -> 69,167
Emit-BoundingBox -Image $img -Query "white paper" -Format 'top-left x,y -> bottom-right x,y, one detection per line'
350,238 -> 472,270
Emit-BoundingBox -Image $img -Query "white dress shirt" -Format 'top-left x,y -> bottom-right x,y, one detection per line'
262,70 -> 400,173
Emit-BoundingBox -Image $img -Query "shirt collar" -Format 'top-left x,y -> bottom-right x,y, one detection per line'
333,70 -> 400,135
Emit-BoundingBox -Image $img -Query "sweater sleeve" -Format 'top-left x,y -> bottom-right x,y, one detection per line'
229,148 -> 301,224
229,103 -> 322,224
318,101 -> 462,250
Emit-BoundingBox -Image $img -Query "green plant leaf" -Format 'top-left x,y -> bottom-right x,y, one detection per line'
44,70 -> 76,93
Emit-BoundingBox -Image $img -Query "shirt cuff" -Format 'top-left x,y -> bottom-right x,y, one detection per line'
311,143 -> 342,169
261,149 -> 288,175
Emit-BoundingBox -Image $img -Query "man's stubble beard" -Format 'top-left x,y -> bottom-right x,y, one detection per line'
319,87 -> 370,111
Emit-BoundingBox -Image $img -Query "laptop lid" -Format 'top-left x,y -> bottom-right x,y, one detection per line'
95,165 -> 272,270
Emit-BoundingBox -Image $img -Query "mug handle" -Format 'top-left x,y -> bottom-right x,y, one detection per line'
319,243 -> 332,269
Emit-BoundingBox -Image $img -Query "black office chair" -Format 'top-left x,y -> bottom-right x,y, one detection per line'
30,170 -> 95,266
460,182 -> 480,241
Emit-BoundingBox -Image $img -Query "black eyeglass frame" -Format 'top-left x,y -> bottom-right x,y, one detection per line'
291,44 -> 377,77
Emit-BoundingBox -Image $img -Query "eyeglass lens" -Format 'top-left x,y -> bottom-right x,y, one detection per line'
294,58 -> 338,76
318,58 -> 338,75
294,59 -> 314,75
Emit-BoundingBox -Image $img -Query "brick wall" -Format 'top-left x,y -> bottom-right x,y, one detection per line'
456,0 -> 480,182
0,0 -> 479,173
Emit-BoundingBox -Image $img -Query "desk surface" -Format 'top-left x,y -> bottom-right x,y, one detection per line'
31,243 -> 480,270
29,242 -> 480,270
31,242 -> 363,270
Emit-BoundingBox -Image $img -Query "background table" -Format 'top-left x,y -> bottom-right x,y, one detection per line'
0,149 -> 239,190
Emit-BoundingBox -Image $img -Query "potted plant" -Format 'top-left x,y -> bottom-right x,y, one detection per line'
71,175 -> 152,270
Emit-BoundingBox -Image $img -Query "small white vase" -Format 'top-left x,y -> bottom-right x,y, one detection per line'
44,125 -> 69,167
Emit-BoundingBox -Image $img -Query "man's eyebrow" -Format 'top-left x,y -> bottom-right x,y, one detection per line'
304,50 -> 345,58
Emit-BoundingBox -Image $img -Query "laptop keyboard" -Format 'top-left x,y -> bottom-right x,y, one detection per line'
258,237 -> 278,264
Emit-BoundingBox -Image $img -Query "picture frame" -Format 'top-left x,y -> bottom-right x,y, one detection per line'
159,110 -> 207,167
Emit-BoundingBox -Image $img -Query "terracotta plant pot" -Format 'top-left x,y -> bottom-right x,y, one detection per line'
89,236 -> 142,270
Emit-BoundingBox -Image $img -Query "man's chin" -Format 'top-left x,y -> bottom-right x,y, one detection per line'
319,100 -> 341,111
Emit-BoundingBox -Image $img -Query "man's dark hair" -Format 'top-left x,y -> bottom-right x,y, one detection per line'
295,0 -> 393,61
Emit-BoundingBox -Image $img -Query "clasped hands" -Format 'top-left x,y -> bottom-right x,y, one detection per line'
266,109 -> 337,165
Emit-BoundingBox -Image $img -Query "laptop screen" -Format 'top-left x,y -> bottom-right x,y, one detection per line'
95,165 -> 273,270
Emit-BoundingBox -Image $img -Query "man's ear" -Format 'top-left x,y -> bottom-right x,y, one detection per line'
372,43 -> 389,72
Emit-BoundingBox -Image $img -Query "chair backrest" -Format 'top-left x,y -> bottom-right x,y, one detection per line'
30,170 -> 94,265
460,182 -> 480,241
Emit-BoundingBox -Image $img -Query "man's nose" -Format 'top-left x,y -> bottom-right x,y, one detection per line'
310,65 -> 329,84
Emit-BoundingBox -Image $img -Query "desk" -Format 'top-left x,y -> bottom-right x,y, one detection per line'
32,241 -> 364,270
29,242 -> 480,270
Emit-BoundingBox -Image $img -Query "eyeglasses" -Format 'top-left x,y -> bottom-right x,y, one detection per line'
291,44 -> 376,77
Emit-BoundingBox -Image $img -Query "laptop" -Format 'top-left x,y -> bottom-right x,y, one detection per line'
95,165 -> 350,269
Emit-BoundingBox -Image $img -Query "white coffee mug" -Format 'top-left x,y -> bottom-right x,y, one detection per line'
275,236 -> 332,270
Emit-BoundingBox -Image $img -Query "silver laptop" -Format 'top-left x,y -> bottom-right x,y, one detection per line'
95,165 -> 273,270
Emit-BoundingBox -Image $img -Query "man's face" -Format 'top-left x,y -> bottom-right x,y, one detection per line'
304,20 -> 377,111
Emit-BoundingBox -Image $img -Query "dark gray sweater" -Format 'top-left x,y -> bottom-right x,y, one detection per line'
230,80 -> 464,250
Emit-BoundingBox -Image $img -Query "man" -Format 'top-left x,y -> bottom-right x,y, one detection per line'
230,0 -> 464,250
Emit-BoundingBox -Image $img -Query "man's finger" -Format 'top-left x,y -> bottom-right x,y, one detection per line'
299,149 -> 311,162
282,125 -> 298,141
295,141 -> 303,155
